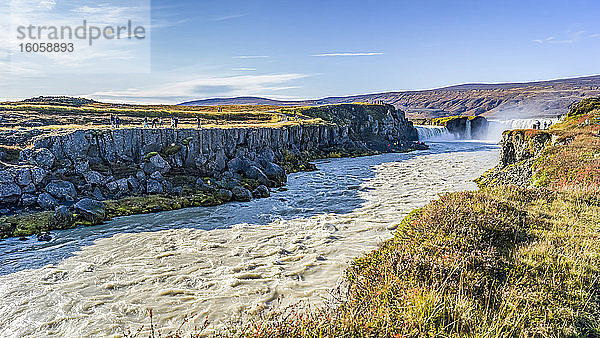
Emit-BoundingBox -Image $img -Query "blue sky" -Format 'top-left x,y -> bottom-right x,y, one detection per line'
2,0 -> 600,103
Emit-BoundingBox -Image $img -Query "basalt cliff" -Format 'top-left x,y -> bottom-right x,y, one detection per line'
0,104 -> 419,238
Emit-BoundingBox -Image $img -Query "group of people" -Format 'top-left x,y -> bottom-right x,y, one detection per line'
532,120 -> 552,130
109,113 -> 227,129
130,116 -> 181,129
110,114 -> 121,128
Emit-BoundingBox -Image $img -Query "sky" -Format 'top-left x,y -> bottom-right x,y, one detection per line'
1,0 -> 600,104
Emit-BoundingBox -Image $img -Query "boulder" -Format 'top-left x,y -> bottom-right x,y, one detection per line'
52,205 -> 74,225
34,148 -> 55,169
147,179 -> 164,194
216,178 -> 241,190
216,189 -> 233,202
0,182 -> 21,203
168,186 -> 184,196
45,180 -> 77,201
150,171 -> 164,181
244,165 -> 269,186
15,168 -> 32,187
227,157 -> 249,173
262,162 -> 286,185
30,167 -> 47,185
22,183 -> 36,193
257,148 -> 276,166
20,193 -> 38,206
221,171 -> 234,180
92,187 -> 104,200
231,186 -> 252,202
83,170 -> 104,185
37,233 -> 52,242
0,170 -> 14,184
18,148 -> 33,164
196,177 -> 216,193
106,180 -> 119,193
127,176 -> 139,191
37,192 -> 56,210
74,158 -> 90,175
114,178 -> 130,194
252,185 -> 270,198
74,198 -> 105,223
143,154 -> 171,174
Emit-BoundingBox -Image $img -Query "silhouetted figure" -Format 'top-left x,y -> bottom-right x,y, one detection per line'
110,114 -> 115,128
174,117 -> 179,128
115,115 -> 121,128
144,117 -> 149,128
197,116 -> 201,128
152,118 -> 158,128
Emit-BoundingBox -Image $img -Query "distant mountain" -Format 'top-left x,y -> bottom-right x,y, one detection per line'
180,75 -> 600,119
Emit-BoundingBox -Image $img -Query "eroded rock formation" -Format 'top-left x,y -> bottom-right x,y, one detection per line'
0,104 -> 418,215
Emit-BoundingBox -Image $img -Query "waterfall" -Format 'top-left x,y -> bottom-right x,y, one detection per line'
487,118 -> 559,140
465,119 -> 472,139
415,125 -> 455,141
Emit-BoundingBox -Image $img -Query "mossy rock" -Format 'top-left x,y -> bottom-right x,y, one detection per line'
143,152 -> 159,162
162,144 -> 182,156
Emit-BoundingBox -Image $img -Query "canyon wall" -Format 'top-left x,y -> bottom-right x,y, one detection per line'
0,104 -> 418,213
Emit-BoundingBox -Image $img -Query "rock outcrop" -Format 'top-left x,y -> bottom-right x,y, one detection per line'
429,116 -> 489,139
0,104 -> 418,215
478,129 -> 553,187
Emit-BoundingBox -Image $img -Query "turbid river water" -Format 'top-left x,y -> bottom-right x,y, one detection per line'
0,141 -> 499,337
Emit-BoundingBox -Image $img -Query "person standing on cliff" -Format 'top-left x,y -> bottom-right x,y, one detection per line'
110,114 -> 115,128
115,115 -> 121,128
174,117 -> 179,129
197,116 -> 201,128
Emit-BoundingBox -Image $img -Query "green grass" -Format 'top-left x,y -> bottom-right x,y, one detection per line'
221,187 -> 600,337
0,212 -> 57,239
430,115 -> 477,126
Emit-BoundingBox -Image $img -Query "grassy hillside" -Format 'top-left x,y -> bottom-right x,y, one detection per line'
180,75 -> 600,119
221,99 -> 600,337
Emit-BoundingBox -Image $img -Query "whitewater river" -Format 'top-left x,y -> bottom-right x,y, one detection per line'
0,141 -> 499,337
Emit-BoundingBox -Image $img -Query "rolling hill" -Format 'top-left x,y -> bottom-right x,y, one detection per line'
180,75 -> 600,119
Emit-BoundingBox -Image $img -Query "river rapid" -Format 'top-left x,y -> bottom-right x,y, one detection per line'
0,141 -> 499,337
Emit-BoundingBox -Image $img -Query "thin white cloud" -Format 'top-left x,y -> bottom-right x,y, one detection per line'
89,73 -> 307,103
232,67 -> 256,71
591,33 -> 600,38
39,0 -> 56,9
312,52 -> 384,57
533,31 -> 586,44
232,55 -> 270,59
210,14 -> 247,22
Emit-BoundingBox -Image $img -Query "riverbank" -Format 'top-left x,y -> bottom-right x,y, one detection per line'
227,98 -> 600,336
0,140 -> 498,336
0,103 -> 421,240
